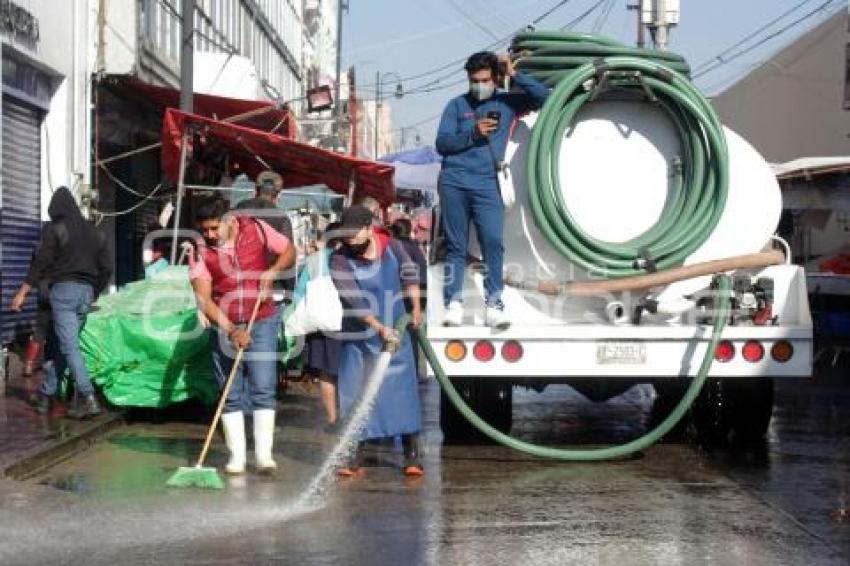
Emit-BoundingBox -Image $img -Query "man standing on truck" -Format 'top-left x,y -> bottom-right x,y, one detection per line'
436,51 -> 549,329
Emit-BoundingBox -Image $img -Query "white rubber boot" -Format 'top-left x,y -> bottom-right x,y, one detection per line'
254,409 -> 278,473
221,411 -> 246,475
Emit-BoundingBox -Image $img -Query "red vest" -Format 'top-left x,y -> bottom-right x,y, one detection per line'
200,217 -> 276,324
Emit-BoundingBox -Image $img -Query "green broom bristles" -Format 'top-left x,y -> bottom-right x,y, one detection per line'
166,465 -> 225,489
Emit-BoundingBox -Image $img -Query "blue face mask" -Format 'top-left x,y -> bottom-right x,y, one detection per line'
469,81 -> 495,101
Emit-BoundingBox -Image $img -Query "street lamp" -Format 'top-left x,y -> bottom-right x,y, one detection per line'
374,71 -> 403,159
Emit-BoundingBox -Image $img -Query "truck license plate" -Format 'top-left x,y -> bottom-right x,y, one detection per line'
596,342 -> 647,365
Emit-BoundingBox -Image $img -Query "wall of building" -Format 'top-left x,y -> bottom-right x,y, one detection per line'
713,11 -> 850,163
105,0 -> 306,106
2,0 -> 91,218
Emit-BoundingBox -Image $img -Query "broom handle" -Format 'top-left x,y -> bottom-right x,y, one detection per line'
195,288 -> 267,467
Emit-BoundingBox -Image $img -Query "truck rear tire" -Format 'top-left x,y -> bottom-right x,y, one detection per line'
690,377 -> 774,446
440,378 -> 513,444
691,377 -> 733,446
649,381 -> 691,442
728,378 -> 774,442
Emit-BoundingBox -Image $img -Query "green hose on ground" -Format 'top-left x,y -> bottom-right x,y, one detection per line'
410,274 -> 731,461
516,31 -> 728,278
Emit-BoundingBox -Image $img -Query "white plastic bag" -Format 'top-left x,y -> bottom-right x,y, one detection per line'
284,250 -> 343,336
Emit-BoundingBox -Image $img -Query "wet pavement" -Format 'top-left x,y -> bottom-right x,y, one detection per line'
0,358 -> 120,478
0,362 -> 847,565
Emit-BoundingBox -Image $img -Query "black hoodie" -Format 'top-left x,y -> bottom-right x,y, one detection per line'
25,187 -> 112,295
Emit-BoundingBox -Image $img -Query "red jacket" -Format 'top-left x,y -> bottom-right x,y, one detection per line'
200,217 -> 276,324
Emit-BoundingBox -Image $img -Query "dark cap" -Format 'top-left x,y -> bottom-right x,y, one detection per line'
256,171 -> 283,194
338,205 -> 374,233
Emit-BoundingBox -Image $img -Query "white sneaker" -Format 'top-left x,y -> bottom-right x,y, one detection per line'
442,301 -> 464,327
221,411 -> 246,475
485,305 -> 511,330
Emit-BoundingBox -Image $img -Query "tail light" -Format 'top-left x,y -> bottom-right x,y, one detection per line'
742,340 -> 765,363
501,340 -> 524,363
771,340 -> 793,363
472,340 -> 496,362
445,340 -> 467,362
715,340 -> 735,363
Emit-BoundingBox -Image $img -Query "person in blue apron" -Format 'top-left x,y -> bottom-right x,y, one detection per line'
330,205 -> 424,477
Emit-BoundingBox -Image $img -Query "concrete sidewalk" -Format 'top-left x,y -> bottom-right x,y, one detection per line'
0,354 -> 122,480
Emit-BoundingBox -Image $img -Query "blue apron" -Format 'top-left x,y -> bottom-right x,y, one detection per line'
337,247 -> 422,440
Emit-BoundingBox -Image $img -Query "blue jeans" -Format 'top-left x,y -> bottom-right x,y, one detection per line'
439,182 -> 504,307
40,282 -> 95,397
210,309 -> 280,413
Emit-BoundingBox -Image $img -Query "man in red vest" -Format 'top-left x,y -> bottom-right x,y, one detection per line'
189,198 -> 295,475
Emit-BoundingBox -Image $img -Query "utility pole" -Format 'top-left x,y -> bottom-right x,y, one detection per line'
627,1 -> 645,49
334,0 -> 348,149
643,0 -> 679,50
349,67 -> 358,157
180,0 -> 194,112
374,70 -> 381,160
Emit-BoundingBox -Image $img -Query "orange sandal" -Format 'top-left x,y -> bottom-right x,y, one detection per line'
403,464 -> 424,477
336,466 -> 365,478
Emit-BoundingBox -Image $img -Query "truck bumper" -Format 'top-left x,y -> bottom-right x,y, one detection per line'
424,324 -> 812,379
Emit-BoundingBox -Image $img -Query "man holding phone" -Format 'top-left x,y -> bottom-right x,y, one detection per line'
435,51 -> 549,328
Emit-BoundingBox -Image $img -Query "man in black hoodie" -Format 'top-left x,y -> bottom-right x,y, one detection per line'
10,187 -> 112,417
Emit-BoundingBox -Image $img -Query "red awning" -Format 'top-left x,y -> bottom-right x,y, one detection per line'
116,77 -> 297,137
161,108 -> 395,205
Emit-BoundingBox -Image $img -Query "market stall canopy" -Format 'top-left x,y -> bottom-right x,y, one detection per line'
380,146 -> 441,196
110,76 -> 297,136
772,156 -> 850,180
161,108 -> 396,205
773,156 -> 850,211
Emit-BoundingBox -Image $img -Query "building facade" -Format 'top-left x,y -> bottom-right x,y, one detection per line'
100,0 -> 306,106
712,10 -> 850,163
300,0 -> 341,148
1,0 -> 92,341
712,10 -> 850,266
1,0 -> 329,341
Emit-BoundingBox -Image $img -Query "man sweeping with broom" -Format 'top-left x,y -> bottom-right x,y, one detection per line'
183,198 -> 295,479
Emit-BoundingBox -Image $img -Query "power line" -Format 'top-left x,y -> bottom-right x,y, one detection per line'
692,0 -> 820,74
377,0 -> 578,87
560,0 -> 608,30
693,0 -> 841,80
592,0 -> 617,33
532,0 -> 576,25
391,112 -> 444,133
351,0 -> 581,137
442,0 -> 501,41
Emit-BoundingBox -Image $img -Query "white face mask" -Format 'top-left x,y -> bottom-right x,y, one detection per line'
469,81 -> 495,101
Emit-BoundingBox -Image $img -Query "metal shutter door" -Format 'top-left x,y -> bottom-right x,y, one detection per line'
1,97 -> 42,342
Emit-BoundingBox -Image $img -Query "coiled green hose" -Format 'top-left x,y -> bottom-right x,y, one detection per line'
515,31 -> 729,277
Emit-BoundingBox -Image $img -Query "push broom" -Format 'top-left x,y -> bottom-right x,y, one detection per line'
167,292 -> 265,489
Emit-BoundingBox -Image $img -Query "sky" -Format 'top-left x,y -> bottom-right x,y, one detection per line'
341,0 -> 847,152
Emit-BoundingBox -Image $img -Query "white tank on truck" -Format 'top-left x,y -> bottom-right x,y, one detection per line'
426,32 -> 812,447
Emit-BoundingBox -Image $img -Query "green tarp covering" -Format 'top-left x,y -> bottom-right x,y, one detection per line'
81,267 -> 218,408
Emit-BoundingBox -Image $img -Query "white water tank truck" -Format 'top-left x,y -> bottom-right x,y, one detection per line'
423,32 -> 812,453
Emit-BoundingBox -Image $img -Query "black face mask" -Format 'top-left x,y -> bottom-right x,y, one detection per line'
345,240 -> 370,256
